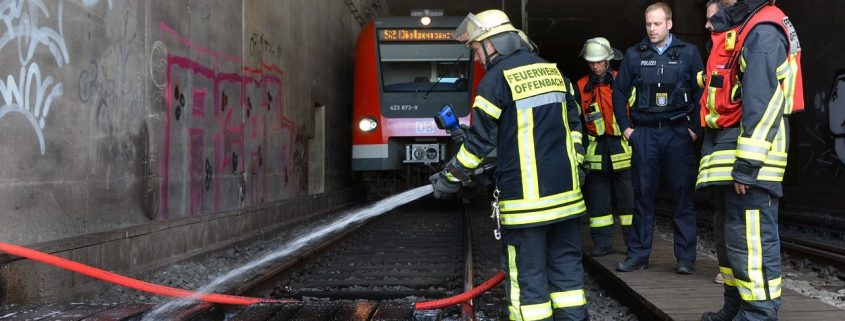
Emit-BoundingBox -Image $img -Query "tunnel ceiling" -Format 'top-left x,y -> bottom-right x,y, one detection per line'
382,0 -> 708,78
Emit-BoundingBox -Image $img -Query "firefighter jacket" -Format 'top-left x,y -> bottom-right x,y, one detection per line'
576,71 -> 632,172
612,35 -> 704,137
447,49 -> 586,228
695,2 -> 803,197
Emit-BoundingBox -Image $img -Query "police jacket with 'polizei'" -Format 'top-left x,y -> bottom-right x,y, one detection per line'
612,35 -> 704,136
454,49 -> 586,228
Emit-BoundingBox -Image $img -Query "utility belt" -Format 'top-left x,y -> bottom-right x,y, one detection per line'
633,82 -> 691,113
635,118 -> 686,128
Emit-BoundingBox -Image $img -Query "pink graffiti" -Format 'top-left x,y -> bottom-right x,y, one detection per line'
189,128 -> 205,217
159,23 -> 294,219
192,89 -> 206,118
158,22 -> 243,66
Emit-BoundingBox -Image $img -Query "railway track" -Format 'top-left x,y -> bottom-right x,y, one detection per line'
0,195 -> 509,320
268,200 -> 467,300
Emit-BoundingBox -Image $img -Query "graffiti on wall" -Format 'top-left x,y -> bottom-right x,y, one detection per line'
77,7 -> 141,137
0,0 -> 70,155
81,0 -> 112,10
797,90 -> 845,178
249,32 -> 283,68
157,23 -> 295,219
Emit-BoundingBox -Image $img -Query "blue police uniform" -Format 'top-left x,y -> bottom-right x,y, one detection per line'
612,34 -> 704,269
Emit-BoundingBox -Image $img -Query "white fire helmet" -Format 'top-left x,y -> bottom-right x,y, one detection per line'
580,37 -> 623,62
453,9 -> 517,47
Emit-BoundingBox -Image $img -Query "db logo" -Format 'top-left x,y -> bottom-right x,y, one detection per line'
415,121 -> 436,134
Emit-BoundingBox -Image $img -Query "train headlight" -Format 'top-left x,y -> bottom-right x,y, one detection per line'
358,117 -> 378,132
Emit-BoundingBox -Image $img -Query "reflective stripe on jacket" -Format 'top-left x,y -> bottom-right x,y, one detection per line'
456,50 -> 586,228
696,4 -> 802,196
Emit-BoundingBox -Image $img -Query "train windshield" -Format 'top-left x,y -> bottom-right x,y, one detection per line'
379,43 -> 471,92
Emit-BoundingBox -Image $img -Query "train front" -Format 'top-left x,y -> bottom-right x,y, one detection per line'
352,16 -> 482,195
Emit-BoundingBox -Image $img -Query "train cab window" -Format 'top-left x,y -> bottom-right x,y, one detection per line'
378,43 -> 471,93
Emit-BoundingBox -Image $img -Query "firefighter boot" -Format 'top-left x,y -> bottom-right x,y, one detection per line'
700,285 -> 739,321
733,299 -> 780,321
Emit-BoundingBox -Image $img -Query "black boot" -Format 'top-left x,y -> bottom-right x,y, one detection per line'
700,311 -> 731,321
700,285 -> 739,321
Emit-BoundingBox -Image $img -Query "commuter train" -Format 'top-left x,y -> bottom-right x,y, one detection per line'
351,16 -> 484,195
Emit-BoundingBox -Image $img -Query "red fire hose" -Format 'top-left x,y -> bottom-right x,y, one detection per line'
0,242 -> 291,305
414,271 -> 505,310
0,241 -> 503,309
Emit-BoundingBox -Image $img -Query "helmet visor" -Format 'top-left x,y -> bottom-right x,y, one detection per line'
453,13 -> 485,47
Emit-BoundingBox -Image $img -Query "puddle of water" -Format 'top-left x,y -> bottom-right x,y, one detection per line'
142,185 -> 433,320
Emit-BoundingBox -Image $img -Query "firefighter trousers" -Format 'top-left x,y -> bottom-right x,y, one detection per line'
501,218 -> 587,321
713,185 -> 782,321
585,169 -> 634,249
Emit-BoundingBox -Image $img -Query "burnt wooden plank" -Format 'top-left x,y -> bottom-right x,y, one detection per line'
299,271 -> 457,281
293,290 -> 447,301
294,278 -> 454,288
327,301 -> 378,321
284,303 -> 339,321
0,303 -> 76,320
229,303 -> 288,321
369,303 -> 413,321
48,304 -> 118,321
265,304 -> 302,321
81,303 -> 153,321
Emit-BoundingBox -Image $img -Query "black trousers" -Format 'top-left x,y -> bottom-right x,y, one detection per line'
501,218 -> 587,321
585,169 -> 634,249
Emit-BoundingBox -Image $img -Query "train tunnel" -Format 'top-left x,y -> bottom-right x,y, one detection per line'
0,0 -> 842,304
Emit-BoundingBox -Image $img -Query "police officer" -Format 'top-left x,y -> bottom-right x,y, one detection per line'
697,1 -> 803,320
573,37 -> 635,257
431,9 -> 588,321
612,2 -> 703,274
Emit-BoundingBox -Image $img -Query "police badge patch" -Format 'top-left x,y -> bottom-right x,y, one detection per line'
656,93 -> 668,107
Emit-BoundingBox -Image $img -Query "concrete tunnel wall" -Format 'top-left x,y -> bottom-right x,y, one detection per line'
0,0 -> 387,302
776,1 -> 845,208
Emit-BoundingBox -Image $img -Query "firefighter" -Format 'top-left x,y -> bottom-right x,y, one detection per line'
612,2 -> 704,275
697,0 -> 803,320
573,37 -> 634,257
430,9 -> 588,321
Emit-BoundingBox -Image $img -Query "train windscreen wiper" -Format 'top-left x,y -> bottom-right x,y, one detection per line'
423,51 -> 466,99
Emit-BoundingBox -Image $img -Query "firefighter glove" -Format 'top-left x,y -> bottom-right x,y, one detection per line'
430,172 -> 460,199
447,124 -> 469,143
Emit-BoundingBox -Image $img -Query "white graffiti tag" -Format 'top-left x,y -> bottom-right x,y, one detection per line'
0,64 -> 62,154
0,0 -> 70,67
0,0 -> 70,155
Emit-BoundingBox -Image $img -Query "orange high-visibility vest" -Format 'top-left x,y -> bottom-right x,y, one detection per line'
699,4 -> 804,129
577,71 -> 620,136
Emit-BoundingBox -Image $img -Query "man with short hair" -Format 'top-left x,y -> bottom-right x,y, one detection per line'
697,0 -> 804,320
612,2 -> 704,275
431,9 -> 589,321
